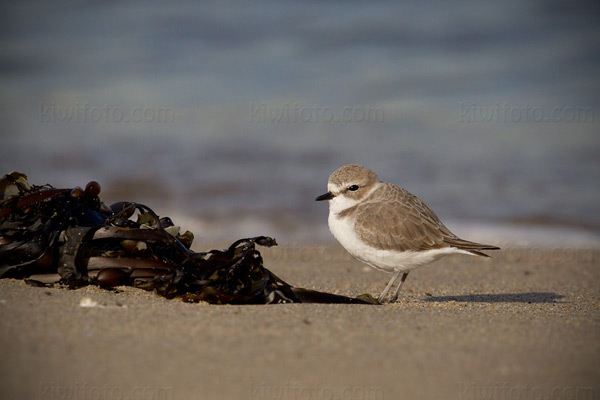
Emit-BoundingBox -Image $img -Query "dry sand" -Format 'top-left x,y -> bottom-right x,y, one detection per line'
1,245 -> 599,400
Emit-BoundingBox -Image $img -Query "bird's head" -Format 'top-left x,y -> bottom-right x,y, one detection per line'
315,164 -> 380,211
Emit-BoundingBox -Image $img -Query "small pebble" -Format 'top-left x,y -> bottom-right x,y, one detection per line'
79,297 -> 100,308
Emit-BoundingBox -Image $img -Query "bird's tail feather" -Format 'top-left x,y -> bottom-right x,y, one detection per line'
444,237 -> 500,257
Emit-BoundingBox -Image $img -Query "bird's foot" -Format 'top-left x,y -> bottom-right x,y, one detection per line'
377,295 -> 401,304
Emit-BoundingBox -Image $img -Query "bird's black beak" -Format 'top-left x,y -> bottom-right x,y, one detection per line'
315,192 -> 335,201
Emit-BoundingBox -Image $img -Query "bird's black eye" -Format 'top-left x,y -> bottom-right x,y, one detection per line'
348,185 -> 359,191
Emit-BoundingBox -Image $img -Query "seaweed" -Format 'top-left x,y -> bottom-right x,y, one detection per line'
0,172 -> 377,305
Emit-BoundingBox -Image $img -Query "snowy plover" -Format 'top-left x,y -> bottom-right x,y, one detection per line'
316,164 -> 499,303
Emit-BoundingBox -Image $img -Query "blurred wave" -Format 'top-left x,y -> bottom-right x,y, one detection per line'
1,0 -> 599,245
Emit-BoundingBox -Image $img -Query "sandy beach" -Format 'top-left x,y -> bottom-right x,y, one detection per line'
1,245 -> 599,400
2,1 -> 599,399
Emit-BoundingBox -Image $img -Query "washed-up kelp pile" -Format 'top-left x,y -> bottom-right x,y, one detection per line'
0,172 -> 376,304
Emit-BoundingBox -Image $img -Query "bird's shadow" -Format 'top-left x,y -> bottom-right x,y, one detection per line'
422,292 -> 564,303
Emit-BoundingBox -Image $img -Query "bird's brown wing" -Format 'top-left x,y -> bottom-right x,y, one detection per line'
351,184 -> 499,254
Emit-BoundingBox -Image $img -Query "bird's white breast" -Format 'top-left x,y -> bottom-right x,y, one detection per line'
327,208 -> 471,273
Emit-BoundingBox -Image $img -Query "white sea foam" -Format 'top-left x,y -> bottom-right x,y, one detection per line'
166,210 -> 600,249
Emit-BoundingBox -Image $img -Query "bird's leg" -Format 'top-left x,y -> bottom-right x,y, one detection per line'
390,272 -> 410,303
378,271 -> 401,303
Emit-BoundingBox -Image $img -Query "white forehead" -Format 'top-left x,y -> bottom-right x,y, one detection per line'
327,182 -> 343,193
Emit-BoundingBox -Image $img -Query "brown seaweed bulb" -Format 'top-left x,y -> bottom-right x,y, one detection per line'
121,239 -> 139,253
70,187 -> 84,199
85,181 -> 101,197
96,268 -> 129,287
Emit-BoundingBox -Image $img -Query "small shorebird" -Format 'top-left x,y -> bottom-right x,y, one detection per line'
316,164 -> 499,303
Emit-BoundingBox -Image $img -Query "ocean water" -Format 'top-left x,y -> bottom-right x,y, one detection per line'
1,0 -> 599,246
